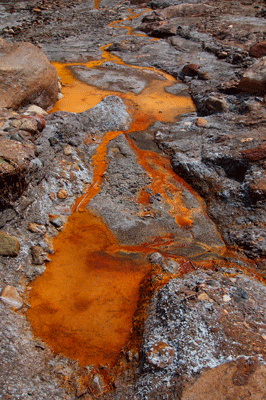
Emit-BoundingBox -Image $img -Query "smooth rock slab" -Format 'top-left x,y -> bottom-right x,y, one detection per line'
0,231 -> 20,256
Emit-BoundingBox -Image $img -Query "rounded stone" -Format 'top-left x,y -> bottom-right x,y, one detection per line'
57,189 -> 68,199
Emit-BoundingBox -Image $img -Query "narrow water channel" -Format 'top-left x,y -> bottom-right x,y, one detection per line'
26,7 -> 203,367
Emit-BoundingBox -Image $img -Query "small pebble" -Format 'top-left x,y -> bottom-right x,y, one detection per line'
63,144 -> 73,156
57,189 -> 68,199
196,117 -> 208,127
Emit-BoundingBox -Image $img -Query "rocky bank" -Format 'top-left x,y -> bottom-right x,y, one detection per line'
0,0 -> 266,399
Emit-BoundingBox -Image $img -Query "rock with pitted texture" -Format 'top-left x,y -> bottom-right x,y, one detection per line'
0,39 -> 59,110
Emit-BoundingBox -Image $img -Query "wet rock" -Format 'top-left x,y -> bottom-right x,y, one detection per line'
249,41 -> 266,58
0,231 -> 20,256
238,57 -> 266,94
0,39 -> 59,110
204,96 -> 228,114
0,285 -> 23,310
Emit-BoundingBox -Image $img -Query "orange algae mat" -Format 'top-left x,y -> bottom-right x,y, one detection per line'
27,13 -> 196,367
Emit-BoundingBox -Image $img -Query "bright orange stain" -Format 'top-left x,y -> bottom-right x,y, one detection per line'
27,211 -> 150,366
27,8 -> 198,368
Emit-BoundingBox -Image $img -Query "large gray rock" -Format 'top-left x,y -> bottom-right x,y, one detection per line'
0,39 -> 59,110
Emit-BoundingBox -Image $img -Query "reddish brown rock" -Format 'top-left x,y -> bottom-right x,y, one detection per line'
247,174 -> 266,200
250,41 -> 266,58
238,56 -> 266,94
0,39 -> 59,110
241,144 -> 266,161
181,359 -> 266,400
182,64 -> 200,77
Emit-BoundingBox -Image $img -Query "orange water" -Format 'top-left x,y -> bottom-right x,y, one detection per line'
27,9 -> 197,367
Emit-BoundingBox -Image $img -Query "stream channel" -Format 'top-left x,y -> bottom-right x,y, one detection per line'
26,4 -> 225,369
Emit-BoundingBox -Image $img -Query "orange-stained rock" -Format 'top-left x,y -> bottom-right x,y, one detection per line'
0,39 -> 59,110
0,285 -> 23,310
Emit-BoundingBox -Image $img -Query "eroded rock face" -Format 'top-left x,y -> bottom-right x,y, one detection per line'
0,39 -> 59,110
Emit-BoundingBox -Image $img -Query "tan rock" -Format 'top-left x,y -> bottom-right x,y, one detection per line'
198,292 -> 211,301
196,118 -> 207,127
0,285 -> 23,310
20,118 -> 38,134
28,223 -> 46,235
0,231 -> 20,256
27,105 -> 48,116
57,189 -> 68,199
0,39 -> 59,110
63,144 -> 73,156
